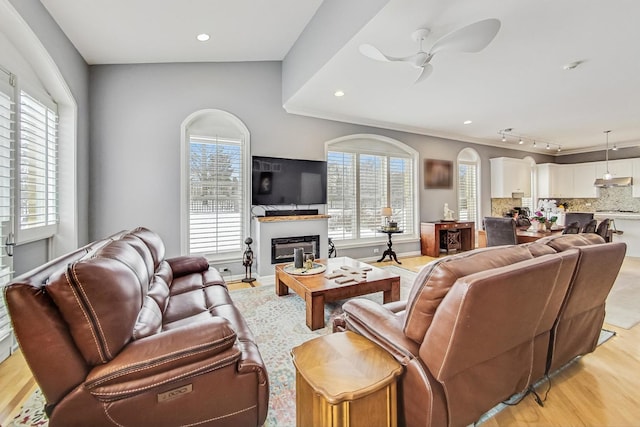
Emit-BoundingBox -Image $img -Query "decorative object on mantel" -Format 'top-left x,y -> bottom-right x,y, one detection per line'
241,237 -> 256,283
443,203 -> 455,221
424,159 -> 453,189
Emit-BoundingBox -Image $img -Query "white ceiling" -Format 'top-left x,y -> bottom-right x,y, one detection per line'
40,0 -> 640,155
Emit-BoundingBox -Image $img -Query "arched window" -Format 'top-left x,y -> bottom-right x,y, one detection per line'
457,148 -> 481,223
326,134 -> 418,242
180,110 -> 250,261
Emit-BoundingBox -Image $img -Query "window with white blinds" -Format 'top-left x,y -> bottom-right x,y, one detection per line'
457,161 -> 478,222
188,136 -> 244,257
0,73 -> 14,346
18,90 -> 58,239
327,138 -> 416,242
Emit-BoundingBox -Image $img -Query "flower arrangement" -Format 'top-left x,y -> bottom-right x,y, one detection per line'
533,211 -> 558,225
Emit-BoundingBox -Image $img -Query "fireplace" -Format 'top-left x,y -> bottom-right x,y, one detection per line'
271,235 -> 320,264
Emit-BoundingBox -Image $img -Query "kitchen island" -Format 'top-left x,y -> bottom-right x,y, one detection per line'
594,212 -> 640,257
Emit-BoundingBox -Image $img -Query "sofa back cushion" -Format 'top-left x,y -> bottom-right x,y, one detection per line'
47,241 -> 148,365
403,245 -> 534,343
532,233 -> 605,252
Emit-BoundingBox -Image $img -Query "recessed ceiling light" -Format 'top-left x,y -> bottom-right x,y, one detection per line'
196,33 -> 210,42
334,90 -> 345,97
463,120 -> 472,125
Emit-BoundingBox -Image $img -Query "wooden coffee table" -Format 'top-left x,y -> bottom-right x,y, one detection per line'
275,256 -> 401,330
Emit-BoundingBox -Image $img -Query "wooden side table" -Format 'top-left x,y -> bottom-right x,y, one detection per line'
291,331 -> 403,427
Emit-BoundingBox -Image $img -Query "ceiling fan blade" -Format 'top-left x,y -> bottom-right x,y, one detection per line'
359,44 -> 417,63
430,18 -> 501,54
414,64 -> 433,84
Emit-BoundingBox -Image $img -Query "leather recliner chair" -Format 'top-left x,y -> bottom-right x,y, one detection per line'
5,227 -> 269,427
335,245 -> 579,427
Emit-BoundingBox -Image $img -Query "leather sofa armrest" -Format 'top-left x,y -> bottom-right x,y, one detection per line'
166,255 -> 210,277
342,299 -> 420,364
85,317 -> 238,391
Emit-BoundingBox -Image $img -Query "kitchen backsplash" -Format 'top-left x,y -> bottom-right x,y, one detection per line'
491,186 -> 640,217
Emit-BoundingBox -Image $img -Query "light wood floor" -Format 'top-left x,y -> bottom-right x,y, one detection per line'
2,255 -> 639,426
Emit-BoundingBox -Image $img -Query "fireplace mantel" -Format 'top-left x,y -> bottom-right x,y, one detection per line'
253,215 -> 329,278
256,214 -> 331,223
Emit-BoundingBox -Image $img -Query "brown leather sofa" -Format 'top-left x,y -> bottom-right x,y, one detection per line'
335,234 -> 626,427
5,227 -> 269,427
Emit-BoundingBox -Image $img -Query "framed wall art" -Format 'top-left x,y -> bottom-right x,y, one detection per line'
424,159 -> 453,189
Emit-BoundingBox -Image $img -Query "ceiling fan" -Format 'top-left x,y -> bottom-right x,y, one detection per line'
359,18 -> 501,83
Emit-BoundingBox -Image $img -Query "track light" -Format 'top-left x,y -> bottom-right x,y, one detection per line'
612,144 -> 618,151
497,130 -> 562,152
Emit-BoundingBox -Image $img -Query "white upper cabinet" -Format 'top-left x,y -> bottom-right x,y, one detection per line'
537,163 -> 573,198
633,159 -> 640,197
490,157 -> 532,198
572,163 -> 599,198
595,159 -> 633,178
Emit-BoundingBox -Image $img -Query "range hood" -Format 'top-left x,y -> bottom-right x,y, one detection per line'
593,177 -> 633,187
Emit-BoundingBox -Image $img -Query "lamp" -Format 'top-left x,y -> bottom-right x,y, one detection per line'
603,130 -> 612,180
381,207 -> 392,227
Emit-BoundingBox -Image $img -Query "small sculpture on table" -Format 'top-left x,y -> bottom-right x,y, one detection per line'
242,237 -> 256,283
443,203 -> 455,221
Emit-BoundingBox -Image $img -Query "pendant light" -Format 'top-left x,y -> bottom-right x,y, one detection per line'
603,130 -> 612,180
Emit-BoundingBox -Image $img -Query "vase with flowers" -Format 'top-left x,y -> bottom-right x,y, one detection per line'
532,210 -> 558,231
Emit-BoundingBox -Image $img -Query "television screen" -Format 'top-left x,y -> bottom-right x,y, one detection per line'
252,156 -> 327,205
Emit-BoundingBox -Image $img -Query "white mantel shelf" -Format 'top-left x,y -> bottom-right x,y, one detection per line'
256,214 -> 331,223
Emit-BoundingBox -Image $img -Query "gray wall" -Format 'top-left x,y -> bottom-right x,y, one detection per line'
89,61 -> 554,271
8,0 -> 90,274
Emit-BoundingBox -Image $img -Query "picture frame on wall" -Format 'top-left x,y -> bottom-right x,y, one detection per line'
424,159 -> 453,189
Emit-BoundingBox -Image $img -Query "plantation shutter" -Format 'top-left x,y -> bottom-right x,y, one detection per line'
328,142 -> 417,243
189,136 -> 244,256
457,161 -> 477,222
0,69 -> 15,359
359,154 -> 387,238
18,90 -> 58,241
327,151 -> 356,240
389,157 -> 414,234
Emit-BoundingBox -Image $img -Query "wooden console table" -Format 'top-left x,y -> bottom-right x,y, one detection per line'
420,221 -> 475,257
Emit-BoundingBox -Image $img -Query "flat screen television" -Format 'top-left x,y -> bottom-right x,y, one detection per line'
251,156 -> 327,205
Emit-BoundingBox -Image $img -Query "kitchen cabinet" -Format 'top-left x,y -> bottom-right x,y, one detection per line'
537,163 -> 573,198
595,159 -> 633,179
633,159 -> 640,197
572,163 -> 599,198
490,157 -> 532,198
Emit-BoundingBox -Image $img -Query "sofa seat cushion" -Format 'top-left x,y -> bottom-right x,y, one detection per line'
86,317 -> 238,393
403,245 -> 535,343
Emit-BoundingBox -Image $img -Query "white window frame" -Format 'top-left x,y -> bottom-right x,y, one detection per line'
15,85 -> 58,243
180,109 -> 251,262
325,134 -> 419,245
457,148 -> 481,224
